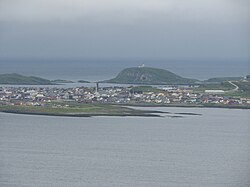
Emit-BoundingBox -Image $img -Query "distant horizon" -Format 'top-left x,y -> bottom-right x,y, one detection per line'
0,58 -> 249,82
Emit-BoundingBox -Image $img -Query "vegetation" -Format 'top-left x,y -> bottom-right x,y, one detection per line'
194,82 -> 234,92
227,81 -> 250,98
104,67 -> 198,85
0,73 -> 52,85
0,103 -> 161,117
194,80 -> 250,98
204,77 -> 243,83
51,79 -> 74,83
235,81 -> 250,92
223,91 -> 250,98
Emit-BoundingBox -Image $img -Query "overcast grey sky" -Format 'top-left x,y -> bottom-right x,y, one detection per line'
0,0 -> 249,59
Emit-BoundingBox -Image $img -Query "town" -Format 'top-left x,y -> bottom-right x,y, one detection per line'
0,83 -> 249,108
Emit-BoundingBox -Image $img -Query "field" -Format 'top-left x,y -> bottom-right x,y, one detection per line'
193,82 -> 234,92
0,103 -> 162,117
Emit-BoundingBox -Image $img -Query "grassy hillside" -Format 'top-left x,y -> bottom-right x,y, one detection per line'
204,77 -> 243,83
194,80 -> 250,98
104,67 -> 197,85
228,81 -> 250,98
236,81 -> 250,92
194,82 -> 235,92
0,73 -> 52,85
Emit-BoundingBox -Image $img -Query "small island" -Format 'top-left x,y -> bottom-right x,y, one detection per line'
78,80 -> 91,83
103,66 -> 198,85
51,79 -> 74,84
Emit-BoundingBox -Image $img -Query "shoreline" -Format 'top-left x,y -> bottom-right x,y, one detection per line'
115,103 -> 250,110
0,104 -> 166,118
0,111 -> 162,117
0,103 -> 248,118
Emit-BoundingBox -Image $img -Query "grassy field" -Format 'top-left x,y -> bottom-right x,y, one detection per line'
225,81 -> 250,98
0,103 -> 161,117
204,77 -> 243,83
223,91 -> 250,98
193,82 -> 234,92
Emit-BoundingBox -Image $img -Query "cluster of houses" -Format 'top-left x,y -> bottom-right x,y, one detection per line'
0,85 -> 249,107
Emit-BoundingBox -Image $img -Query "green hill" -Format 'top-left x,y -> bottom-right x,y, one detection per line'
104,67 -> 197,85
0,73 -> 52,85
204,77 -> 244,83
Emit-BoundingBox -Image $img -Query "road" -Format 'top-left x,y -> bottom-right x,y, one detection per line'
227,81 -> 239,92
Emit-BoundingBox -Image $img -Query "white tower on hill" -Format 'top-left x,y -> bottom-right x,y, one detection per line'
138,64 -> 145,68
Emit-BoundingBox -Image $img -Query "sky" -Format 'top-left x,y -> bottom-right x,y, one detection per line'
0,0 -> 249,60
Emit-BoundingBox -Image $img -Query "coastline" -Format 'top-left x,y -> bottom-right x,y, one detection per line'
0,104 -> 165,118
0,111 -> 162,117
115,103 -> 250,110
0,103 -> 248,118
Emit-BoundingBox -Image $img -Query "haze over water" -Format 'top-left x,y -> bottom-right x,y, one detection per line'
0,107 -> 250,187
0,58 -> 249,82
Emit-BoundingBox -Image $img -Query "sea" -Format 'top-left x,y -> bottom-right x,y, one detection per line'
0,107 -> 250,187
0,59 -> 250,186
0,58 -> 249,82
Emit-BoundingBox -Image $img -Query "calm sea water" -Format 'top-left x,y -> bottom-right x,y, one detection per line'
0,58 -> 249,81
0,107 -> 250,187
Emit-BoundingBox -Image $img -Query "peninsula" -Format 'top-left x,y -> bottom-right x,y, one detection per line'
0,103 -> 163,117
0,73 -> 53,85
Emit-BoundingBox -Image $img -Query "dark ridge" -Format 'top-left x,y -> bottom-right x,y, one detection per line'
0,73 -> 53,85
